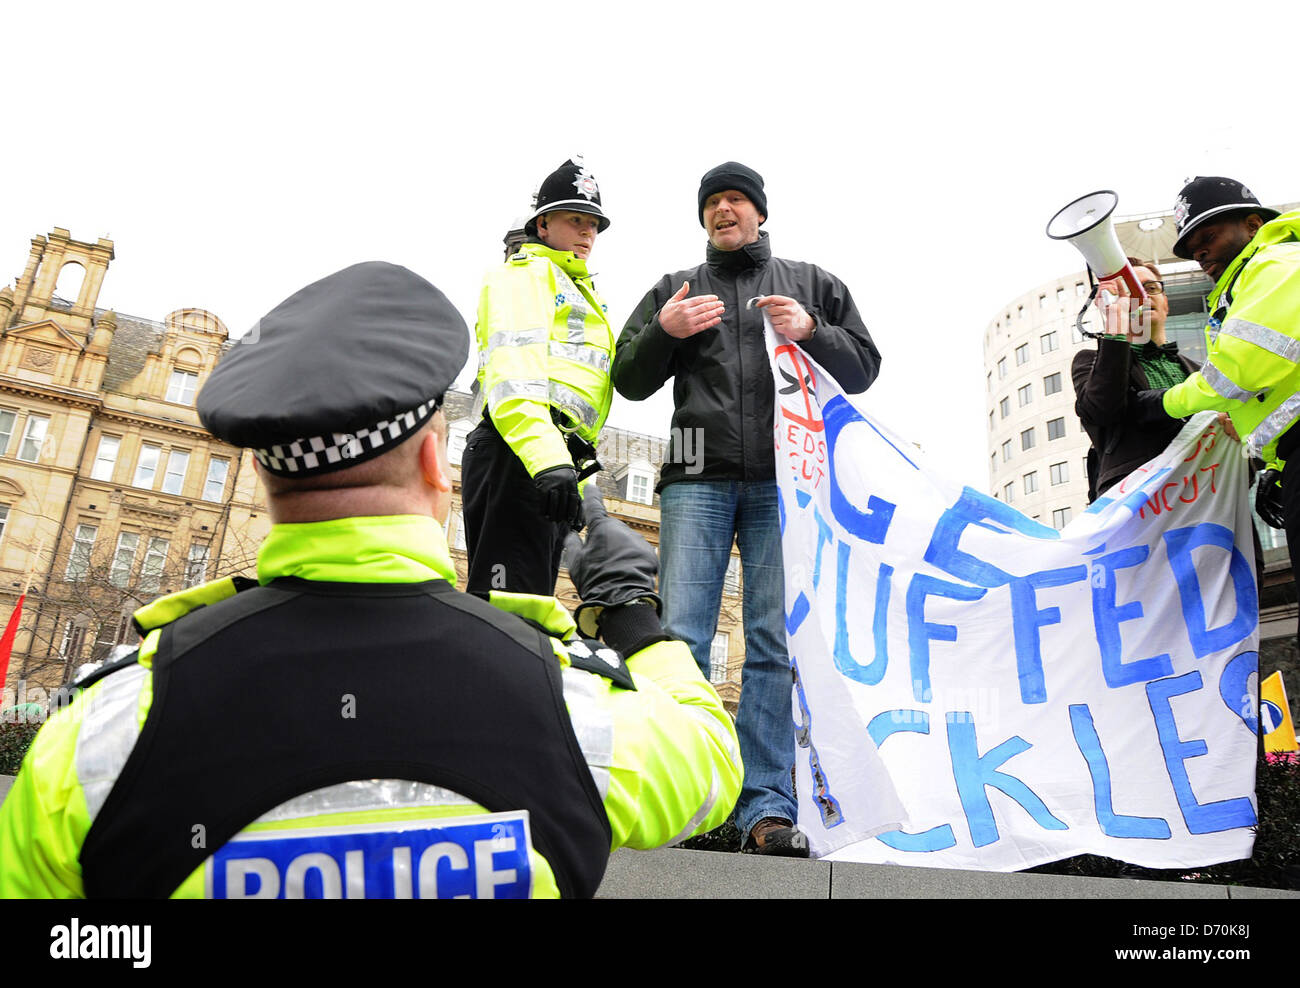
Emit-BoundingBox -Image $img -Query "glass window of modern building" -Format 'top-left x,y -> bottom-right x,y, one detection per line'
1002,440 -> 1012,462
1052,507 -> 1072,529
1050,461 -> 1069,485
1044,372 -> 1063,396
1021,427 -> 1035,450
998,357 -> 1007,379
1047,417 -> 1066,440
1018,384 -> 1033,406
1024,471 -> 1038,494
1003,482 -> 1014,502
1041,331 -> 1059,354
1000,396 -> 1010,418
1015,343 -> 1030,365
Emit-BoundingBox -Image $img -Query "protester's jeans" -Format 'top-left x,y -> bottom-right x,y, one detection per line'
658,480 -> 796,842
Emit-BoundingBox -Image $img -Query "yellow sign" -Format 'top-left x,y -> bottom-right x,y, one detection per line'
1261,671 -> 1298,753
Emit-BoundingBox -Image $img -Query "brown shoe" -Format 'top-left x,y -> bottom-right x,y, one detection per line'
743,817 -> 810,858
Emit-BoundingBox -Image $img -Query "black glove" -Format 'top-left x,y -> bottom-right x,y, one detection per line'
534,465 -> 584,530
1256,467 -> 1285,530
567,485 -> 663,642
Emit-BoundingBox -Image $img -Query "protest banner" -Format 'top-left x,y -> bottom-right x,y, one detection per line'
770,328 -> 1258,871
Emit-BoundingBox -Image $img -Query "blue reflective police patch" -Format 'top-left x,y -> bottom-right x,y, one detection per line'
206,811 -> 533,898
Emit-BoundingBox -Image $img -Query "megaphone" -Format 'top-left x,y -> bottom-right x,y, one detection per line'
1046,191 -> 1148,304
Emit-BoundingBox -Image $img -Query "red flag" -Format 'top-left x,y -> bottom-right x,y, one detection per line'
0,593 -> 26,694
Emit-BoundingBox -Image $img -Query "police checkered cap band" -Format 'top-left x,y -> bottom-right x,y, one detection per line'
253,397 -> 441,477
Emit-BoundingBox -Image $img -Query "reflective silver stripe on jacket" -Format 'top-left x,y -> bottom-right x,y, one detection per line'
1221,317 -> 1300,363
665,765 -> 720,847
554,270 -> 592,343
75,664 -> 149,820
1250,392 -> 1300,455
549,341 -> 610,372
251,779 -> 477,823
485,328 -> 548,351
1202,364 -> 1254,403
549,383 -> 600,431
487,379 -> 549,410
560,666 -> 614,800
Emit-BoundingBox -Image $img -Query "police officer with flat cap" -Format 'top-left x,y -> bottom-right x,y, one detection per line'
462,155 -> 616,595
0,261 -> 741,899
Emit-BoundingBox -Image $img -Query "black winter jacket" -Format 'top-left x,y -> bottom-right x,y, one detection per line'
1071,338 -> 1198,500
613,233 -> 881,490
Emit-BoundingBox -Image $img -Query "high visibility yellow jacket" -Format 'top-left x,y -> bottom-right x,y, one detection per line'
1163,210 -> 1300,463
474,243 -> 614,478
0,516 -> 741,898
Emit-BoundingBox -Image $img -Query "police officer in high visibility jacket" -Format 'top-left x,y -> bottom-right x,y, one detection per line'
462,157 -> 615,595
1143,177 -> 1300,639
0,261 -> 741,898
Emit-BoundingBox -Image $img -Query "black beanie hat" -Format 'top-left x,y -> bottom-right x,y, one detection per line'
698,161 -> 767,227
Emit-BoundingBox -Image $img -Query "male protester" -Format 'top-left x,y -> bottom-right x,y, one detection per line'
1142,177 -> 1299,632
0,261 -> 741,898
613,162 -> 881,856
462,156 -> 615,595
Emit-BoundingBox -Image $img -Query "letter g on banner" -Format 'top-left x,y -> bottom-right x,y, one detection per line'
823,395 -> 894,544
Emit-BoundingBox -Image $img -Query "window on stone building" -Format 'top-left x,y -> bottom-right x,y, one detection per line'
186,542 -> 210,587
134,444 -> 162,488
1015,343 -> 1030,366
1018,384 -> 1033,407
1024,471 -> 1038,494
0,504 -> 8,545
1047,417 -> 1067,440
1050,461 -> 1069,486
452,511 -> 468,552
627,468 -> 654,506
92,436 -> 120,481
1052,507 -> 1072,529
110,532 -> 140,588
203,457 -> 230,501
166,370 -> 200,405
724,556 -> 741,594
709,632 -> 729,685
66,524 -> 98,581
0,410 -> 15,456
1044,372 -> 1063,396
1003,481 -> 1014,502
997,357 -> 1007,379
18,414 -> 49,463
1041,331 -> 1059,353
1021,427 -> 1036,451
161,449 -> 190,496
140,537 -> 171,594
1002,439 -> 1012,462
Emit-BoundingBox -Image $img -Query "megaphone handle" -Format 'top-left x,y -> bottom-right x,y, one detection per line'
1118,264 -> 1150,306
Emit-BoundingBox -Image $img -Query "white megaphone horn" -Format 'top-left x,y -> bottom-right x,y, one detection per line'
1046,190 -> 1148,304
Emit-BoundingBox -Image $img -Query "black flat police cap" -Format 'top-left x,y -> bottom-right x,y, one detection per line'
196,261 -> 469,478
1172,176 -> 1279,259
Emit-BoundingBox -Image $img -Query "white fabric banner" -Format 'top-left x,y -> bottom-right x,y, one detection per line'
768,327 -> 1259,871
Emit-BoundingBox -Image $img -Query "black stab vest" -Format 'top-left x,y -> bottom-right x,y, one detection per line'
79,578 -> 611,898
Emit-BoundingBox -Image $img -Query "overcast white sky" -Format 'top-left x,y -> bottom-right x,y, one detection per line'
3,0 -> 1297,484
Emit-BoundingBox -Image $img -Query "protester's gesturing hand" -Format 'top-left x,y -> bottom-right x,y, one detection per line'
659,281 -> 724,339
755,295 -> 815,341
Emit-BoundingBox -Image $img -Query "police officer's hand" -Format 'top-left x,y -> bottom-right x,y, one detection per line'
534,466 -> 584,530
659,281 -> 725,339
568,485 -> 662,640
